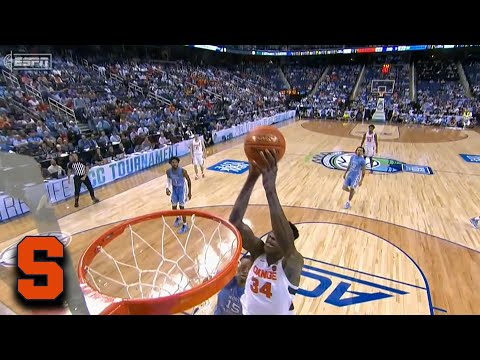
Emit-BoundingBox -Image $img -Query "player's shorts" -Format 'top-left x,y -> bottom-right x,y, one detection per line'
344,172 -> 362,189
193,153 -> 204,166
365,147 -> 375,157
171,186 -> 187,206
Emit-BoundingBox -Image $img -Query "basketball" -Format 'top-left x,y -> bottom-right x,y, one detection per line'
244,126 -> 286,165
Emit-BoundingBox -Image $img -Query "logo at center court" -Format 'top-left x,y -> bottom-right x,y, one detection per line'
313,151 -> 434,175
208,160 -> 250,175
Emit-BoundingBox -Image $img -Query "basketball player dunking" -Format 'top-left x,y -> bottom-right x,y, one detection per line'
166,156 -> 192,234
360,124 -> 378,174
190,134 -> 206,180
342,146 -> 366,209
229,149 -> 304,315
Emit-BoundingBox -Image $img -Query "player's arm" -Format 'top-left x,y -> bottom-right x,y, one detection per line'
202,139 -> 207,158
360,160 -> 366,185
261,150 -> 303,286
229,168 -> 265,259
182,169 -> 192,199
374,133 -> 378,153
343,159 -> 351,179
165,172 -> 172,196
360,133 -> 366,147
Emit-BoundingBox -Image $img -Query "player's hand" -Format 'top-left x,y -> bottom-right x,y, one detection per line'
188,192 -> 192,200
248,160 -> 261,178
166,189 -> 171,196
259,149 -> 278,189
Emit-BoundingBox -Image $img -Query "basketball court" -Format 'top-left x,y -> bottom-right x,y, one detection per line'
0,118 -> 479,315
349,124 -> 400,140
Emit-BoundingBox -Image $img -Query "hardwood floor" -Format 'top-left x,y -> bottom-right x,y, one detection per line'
1,119 -> 479,315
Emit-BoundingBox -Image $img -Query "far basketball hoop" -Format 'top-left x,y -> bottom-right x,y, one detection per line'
371,80 -> 394,123
372,91 -> 386,123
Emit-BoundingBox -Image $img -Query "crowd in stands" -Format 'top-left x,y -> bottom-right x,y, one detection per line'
2,49 -> 480,181
293,56 -> 480,127
229,63 -> 287,92
0,55 -> 286,179
413,60 -> 479,126
298,64 -> 362,119
463,62 -> 480,98
283,65 -> 324,94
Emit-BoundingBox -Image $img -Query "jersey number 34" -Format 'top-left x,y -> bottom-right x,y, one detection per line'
250,277 -> 272,298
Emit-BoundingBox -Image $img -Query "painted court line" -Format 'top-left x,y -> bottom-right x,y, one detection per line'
304,256 -> 426,291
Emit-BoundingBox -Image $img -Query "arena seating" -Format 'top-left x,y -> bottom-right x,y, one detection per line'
1,48 -> 480,179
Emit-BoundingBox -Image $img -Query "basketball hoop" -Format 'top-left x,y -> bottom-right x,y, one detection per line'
77,210 -> 242,315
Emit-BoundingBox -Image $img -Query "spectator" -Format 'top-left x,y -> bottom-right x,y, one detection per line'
47,159 -> 66,178
92,148 -> 105,165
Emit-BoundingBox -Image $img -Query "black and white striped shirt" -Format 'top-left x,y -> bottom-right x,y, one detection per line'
68,161 -> 88,177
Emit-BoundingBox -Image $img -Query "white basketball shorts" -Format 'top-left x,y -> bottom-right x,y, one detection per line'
193,154 -> 204,166
365,147 -> 375,157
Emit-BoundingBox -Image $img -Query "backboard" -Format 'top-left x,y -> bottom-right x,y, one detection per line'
371,80 -> 395,96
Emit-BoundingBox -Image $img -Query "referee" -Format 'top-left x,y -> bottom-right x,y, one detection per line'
67,153 -> 100,208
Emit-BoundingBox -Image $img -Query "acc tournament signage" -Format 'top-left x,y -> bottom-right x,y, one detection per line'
44,143 -> 186,204
0,138 -> 193,223
313,151 -> 434,175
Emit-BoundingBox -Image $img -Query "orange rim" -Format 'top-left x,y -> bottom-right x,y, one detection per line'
77,209 -> 242,315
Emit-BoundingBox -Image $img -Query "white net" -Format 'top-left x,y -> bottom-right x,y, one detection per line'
83,213 -> 239,314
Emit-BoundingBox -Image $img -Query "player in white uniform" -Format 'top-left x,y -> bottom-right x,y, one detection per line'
229,149 -> 304,315
360,124 -> 378,174
190,134 -> 206,180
